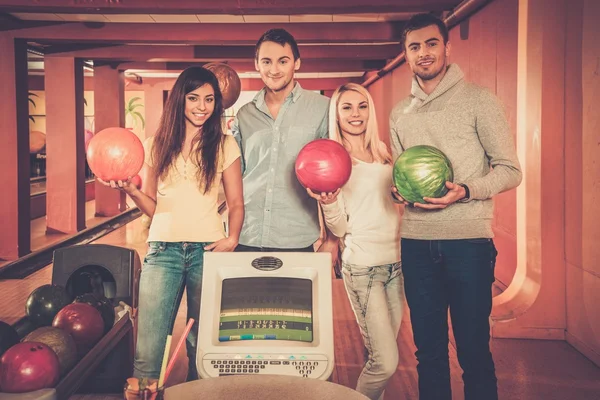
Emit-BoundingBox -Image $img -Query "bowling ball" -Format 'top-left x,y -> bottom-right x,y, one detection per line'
29,130 -> 46,154
295,139 -> 353,193
12,317 -> 36,339
23,326 -> 78,377
86,127 -> 145,182
0,321 -> 19,357
392,145 -> 454,204
0,342 -> 60,393
84,129 -> 94,152
25,284 -> 73,327
66,266 -> 107,300
130,174 -> 142,189
204,63 -> 242,109
74,293 -> 115,334
52,303 -> 105,356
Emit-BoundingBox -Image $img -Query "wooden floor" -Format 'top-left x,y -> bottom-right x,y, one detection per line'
1,208 -> 599,399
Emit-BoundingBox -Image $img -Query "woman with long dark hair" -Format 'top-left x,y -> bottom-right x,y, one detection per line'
99,66 -> 243,381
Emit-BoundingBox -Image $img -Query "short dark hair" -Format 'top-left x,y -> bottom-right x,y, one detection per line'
255,28 -> 301,60
401,13 -> 449,50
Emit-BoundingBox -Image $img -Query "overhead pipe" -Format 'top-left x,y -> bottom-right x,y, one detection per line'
361,0 -> 495,87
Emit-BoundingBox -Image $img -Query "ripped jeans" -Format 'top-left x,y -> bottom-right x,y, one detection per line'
342,261 -> 405,400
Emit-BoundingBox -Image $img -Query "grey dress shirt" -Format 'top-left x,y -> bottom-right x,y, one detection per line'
232,82 -> 329,248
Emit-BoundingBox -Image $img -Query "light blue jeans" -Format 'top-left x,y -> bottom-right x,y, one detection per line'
133,241 -> 210,381
342,261 -> 405,400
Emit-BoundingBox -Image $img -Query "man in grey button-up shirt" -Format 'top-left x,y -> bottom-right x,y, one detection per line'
231,28 -> 338,259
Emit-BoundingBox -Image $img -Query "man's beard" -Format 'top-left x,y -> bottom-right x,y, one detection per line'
414,59 -> 446,81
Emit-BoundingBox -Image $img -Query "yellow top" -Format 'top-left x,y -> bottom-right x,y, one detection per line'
143,134 -> 240,243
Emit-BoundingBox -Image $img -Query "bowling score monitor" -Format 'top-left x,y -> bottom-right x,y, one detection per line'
196,252 -> 334,380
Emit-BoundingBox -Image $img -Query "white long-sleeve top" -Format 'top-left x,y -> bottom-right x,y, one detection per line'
321,159 -> 401,266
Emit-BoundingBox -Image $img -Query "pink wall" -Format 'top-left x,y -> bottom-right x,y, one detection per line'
369,0 -> 519,288
30,180 -> 95,220
565,0 -> 600,366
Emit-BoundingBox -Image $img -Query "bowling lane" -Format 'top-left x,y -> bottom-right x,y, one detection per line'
0,204 -> 147,326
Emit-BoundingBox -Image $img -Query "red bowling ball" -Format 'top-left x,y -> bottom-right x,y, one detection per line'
130,174 -> 142,189
0,342 -> 60,393
84,129 -> 94,152
295,139 -> 352,193
52,303 -> 105,356
86,127 -> 145,182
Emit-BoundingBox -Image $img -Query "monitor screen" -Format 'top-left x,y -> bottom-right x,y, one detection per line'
218,277 -> 313,343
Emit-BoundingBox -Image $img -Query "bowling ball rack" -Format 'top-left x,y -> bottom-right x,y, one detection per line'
10,311 -> 134,398
56,314 -> 134,398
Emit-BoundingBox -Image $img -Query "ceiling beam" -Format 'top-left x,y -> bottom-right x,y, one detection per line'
194,44 -> 401,60
43,44 -> 401,61
42,43 -> 122,54
0,0 -> 460,15
0,11 -> 64,31
10,22 -> 402,44
117,59 -> 386,73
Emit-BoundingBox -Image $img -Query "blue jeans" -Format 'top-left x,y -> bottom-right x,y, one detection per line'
133,241 -> 210,381
342,261 -> 405,400
401,238 -> 498,400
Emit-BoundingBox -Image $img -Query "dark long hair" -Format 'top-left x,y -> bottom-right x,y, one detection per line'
152,66 -> 225,193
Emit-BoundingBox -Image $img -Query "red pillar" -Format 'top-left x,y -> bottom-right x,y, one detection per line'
143,83 -> 164,140
0,34 -> 30,259
93,65 -> 127,217
45,57 -> 86,234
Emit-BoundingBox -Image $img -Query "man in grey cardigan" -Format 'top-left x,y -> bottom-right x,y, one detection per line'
389,13 -> 522,400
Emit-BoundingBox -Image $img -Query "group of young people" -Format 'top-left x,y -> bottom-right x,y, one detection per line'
100,12 -> 522,400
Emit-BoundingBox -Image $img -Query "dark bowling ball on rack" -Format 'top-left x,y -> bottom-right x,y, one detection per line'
23,326 -> 79,377
0,321 -> 19,357
12,316 -> 37,339
95,296 -> 116,333
52,303 -> 105,356
25,284 -> 73,327
74,293 -> 116,334
66,266 -> 108,300
0,341 -> 60,393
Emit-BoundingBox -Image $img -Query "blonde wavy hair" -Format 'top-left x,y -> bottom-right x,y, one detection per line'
328,82 -> 392,164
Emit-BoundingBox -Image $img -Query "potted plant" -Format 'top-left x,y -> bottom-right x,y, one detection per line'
125,97 -> 145,132
28,92 -> 38,123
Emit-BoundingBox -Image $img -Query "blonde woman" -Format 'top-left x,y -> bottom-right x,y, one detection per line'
307,83 -> 404,400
